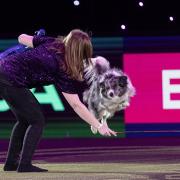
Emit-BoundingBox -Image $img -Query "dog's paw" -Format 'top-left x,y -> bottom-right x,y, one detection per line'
118,101 -> 130,110
122,101 -> 130,107
91,126 -> 98,134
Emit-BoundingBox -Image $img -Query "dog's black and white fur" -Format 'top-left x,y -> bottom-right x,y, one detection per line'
83,56 -> 135,134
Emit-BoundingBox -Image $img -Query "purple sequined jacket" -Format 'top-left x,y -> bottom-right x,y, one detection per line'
0,35 -> 82,94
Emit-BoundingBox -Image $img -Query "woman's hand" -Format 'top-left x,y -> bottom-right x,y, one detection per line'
18,34 -> 34,48
61,92 -> 118,137
97,123 -> 117,137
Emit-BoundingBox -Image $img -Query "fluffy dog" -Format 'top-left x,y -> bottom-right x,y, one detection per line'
83,56 -> 135,134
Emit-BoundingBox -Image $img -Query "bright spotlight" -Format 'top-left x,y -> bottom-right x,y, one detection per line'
73,0 -> 80,6
169,16 -> 174,21
121,24 -> 126,30
139,2 -> 144,7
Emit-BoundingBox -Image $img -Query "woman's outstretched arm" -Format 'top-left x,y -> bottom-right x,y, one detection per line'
62,92 -> 117,137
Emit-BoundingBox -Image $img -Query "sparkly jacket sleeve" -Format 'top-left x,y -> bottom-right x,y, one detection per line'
33,35 -> 55,48
54,70 -> 82,94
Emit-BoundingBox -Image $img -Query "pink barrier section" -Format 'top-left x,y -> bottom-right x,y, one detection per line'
124,53 -> 180,123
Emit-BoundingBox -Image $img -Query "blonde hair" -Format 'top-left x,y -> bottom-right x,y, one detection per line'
63,29 -> 93,81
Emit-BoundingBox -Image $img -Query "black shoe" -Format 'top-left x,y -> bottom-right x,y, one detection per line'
17,164 -> 48,172
3,163 -> 18,171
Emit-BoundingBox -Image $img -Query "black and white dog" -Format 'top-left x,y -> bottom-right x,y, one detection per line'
83,56 -> 135,134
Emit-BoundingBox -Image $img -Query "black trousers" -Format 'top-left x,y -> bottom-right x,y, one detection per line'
0,73 -> 45,166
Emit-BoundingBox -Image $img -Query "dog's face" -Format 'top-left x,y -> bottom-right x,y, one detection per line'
99,71 -> 128,99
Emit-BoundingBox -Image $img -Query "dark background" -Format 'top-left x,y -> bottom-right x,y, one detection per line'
0,0 -> 179,121
0,0 -> 179,137
0,0 -> 179,38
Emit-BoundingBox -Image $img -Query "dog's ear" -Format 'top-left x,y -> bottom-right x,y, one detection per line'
119,76 -> 128,87
99,81 -> 105,89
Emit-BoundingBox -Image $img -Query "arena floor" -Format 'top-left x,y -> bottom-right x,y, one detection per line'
1,137 -> 180,179
1,162 -> 180,180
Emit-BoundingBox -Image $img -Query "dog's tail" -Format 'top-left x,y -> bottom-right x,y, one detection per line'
93,56 -> 110,74
84,56 -> 110,85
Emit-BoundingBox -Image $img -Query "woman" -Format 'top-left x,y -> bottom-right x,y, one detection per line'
0,29 -> 117,172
